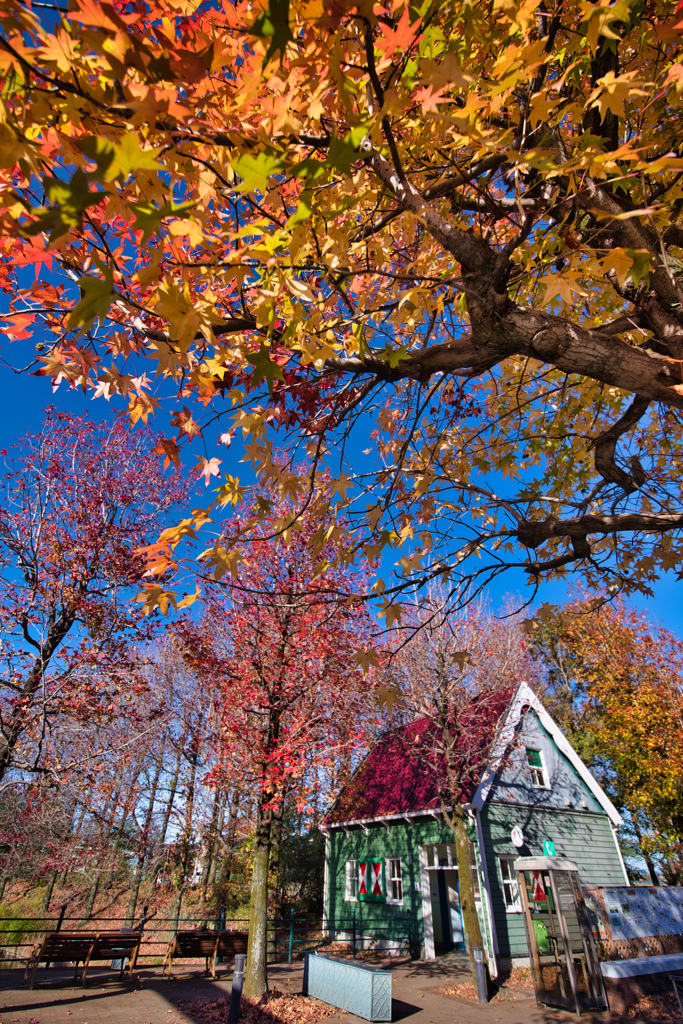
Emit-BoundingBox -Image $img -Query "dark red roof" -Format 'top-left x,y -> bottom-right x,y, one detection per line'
326,719 -> 441,824
325,691 -> 513,825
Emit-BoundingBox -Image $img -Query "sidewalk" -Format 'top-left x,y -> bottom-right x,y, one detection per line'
0,955 -> 659,1024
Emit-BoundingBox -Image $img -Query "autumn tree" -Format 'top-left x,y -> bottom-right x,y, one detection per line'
174,500 -> 376,998
3,2 -> 683,619
0,410 -> 187,785
385,598 -> 539,986
526,597 -> 683,883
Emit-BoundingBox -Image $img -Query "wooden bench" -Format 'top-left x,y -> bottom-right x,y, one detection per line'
163,929 -> 248,979
23,930 -> 142,989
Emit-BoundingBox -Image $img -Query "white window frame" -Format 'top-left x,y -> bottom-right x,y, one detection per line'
526,747 -> 550,789
499,856 -> 521,912
386,857 -> 403,905
469,842 -> 482,902
345,858 -> 358,901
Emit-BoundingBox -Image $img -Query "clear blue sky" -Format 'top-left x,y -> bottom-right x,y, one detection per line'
1,364 -> 681,636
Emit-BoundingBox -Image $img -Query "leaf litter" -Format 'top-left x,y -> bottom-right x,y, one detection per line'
180,988 -> 336,1024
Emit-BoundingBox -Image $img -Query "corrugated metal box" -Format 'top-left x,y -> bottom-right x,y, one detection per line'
303,951 -> 392,1021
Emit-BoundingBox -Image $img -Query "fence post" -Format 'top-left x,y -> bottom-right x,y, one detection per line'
352,908 -> 356,960
220,907 -> 226,932
288,908 -> 295,964
45,904 -> 68,971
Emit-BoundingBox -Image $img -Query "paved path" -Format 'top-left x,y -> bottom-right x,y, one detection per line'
0,956 -> 653,1024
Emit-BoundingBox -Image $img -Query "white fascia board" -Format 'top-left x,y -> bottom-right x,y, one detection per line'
326,806 -> 451,830
471,681 -> 623,827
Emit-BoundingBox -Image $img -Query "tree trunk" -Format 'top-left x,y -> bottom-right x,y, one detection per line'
125,746 -> 165,926
632,813 -> 658,885
448,805 -> 488,991
83,874 -> 99,922
178,746 -> 198,885
40,870 -> 57,914
159,728 -> 188,850
208,790 -> 229,891
244,794 -> 272,999
200,787 -> 222,905
170,888 -> 183,936
125,859 -> 144,928
268,799 -> 284,919
266,799 -> 284,959
0,614 -> 74,784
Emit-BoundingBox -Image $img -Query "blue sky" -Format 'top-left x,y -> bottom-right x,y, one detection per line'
1,362 -> 681,636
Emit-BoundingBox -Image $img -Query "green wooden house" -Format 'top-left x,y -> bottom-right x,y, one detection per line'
322,683 -> 627,976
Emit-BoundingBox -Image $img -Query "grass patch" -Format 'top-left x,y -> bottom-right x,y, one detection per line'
0,892 -> 49,967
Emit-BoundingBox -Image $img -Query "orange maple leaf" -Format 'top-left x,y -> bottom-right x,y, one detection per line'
376,10 -> 422,55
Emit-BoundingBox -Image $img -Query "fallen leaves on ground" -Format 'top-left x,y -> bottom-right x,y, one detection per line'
439,981 -> 479,1001
439,981 -> 522,1003
622,992 -> 681,1021
506,966 -> 535,990
180,988 -> 336,1024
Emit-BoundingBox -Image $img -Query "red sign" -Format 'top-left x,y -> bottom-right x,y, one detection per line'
532,871 -> 547,903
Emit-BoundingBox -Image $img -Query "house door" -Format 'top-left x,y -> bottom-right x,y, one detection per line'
428,869 -> 465,953
421,843 -> 467,958
444,870 -> 465,948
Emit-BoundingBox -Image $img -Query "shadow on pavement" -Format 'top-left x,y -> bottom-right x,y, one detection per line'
390,997 -> 423,1020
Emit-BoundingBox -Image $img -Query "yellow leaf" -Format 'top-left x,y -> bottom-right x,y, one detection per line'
135,585 -> 177,616
177,587 -> 201,610
540,273 -> 588,305
354,647 -> 380,673
379,600 -> 404,627
167,217 -> 204,245
127,393 -> 159,425
602,247 -> 636,289
375,683 -> 405,712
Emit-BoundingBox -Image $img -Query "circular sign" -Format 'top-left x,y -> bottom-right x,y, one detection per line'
511,826 -> 524,848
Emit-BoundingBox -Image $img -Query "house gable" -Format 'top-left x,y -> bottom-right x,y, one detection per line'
484,710 -> 604,813
471,682 -> 622,826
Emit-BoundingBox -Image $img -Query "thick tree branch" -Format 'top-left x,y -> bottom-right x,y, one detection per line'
589,395 -> 651,493
517,510 -> 683,550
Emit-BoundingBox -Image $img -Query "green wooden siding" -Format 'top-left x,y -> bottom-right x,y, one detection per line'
479,802 -> 627,957
327,816 -> 492,956
328,817 -> 448,946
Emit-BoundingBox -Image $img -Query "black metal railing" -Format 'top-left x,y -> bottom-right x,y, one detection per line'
0,907 -> 413,970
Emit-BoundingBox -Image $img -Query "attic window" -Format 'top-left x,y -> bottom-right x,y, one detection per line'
526,748 -> 549,788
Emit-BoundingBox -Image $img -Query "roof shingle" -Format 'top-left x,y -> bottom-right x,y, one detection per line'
325,689 -> 514,825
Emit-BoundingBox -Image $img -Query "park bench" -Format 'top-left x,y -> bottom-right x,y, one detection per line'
23,930 -> 142,989
163,929 -> 248,979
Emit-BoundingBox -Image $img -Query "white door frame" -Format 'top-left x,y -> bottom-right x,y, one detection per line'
418,845 -> 435,959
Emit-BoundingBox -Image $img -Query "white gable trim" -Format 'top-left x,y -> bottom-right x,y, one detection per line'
470,681 -> 622,827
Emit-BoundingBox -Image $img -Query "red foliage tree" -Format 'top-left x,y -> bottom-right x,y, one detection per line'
0,409 -> 188,785
385,597 -> 541,986
176,499 -> 377,997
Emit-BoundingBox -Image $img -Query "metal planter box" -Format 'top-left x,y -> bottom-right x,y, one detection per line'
303,952 -> 392,1021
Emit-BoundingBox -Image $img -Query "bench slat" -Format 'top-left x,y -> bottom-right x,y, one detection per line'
163,930 -> 248,980
24,931 -> 142,989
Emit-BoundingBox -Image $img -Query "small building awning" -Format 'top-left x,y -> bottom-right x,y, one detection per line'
514,856 -> 578,873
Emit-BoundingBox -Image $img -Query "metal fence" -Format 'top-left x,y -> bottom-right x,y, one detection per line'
0,906 -> 414,970
326,911 -> 413,959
